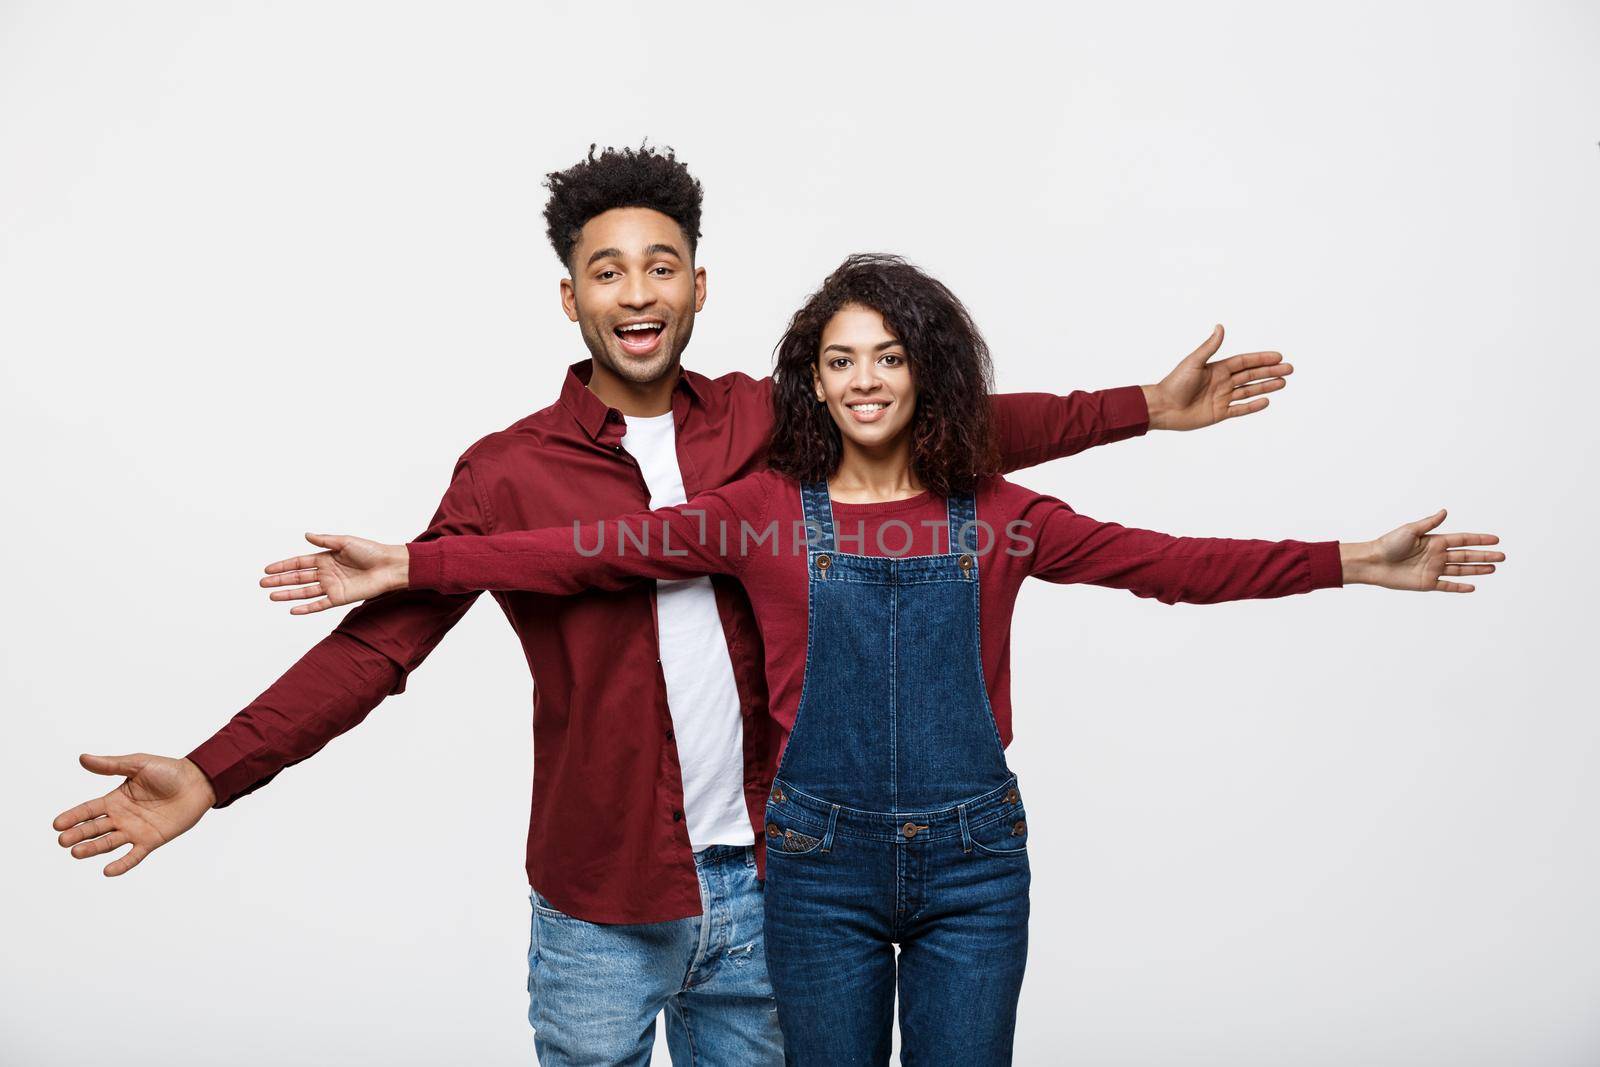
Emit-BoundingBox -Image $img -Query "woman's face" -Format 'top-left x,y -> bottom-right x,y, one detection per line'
812,304 -> 918,452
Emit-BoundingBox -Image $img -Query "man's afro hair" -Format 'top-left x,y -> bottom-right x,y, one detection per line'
542,142 -> 704,270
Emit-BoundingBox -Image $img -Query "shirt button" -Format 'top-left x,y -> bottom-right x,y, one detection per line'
665,729 -> 675,742
672,810 -> 683,822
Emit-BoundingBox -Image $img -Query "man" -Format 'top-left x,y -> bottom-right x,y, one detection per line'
52,144 -> 1294,1065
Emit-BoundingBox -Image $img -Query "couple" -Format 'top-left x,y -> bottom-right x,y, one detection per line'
53,144 -> 1501,1065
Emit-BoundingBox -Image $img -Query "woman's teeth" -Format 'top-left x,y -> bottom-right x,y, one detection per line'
848,403 -> 888,412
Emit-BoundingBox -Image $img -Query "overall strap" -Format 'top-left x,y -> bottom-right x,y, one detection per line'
799,480 -> 836,555
947,489 -> 979,555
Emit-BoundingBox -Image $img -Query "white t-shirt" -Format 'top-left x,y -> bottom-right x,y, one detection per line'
620,411 -> 754,850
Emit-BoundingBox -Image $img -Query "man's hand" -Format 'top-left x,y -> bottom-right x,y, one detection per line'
1339,509 -> 1505,592
1141,325 -> 1293,431
259,533 -> 410,614
53,754 -> 216,876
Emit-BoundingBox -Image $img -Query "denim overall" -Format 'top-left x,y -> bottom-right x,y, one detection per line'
762,480 -> 1031,1066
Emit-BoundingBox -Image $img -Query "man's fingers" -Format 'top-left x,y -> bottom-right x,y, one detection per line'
52,796 -> 108,832
1446,549 -> 1505,563
1184,324 -> 1225,365
263,554 -> 325,576
260,567 -> 319,589
1442,533 -> 1500,549
1218,351 -> 1287,377
269,583 -> 326,602
72,831 -> 130,859
1222,398 -> 1270,418
289,597 -> 335,615
1443,564 -> 1496,576
1435,580 -> 1475,593
1230,379 -> 1287,401
58,814 -> 115,846
1409,509 -> 1448,535
1227,361 -> 1291,387
78,753 -> 149,778
103,845 -> 151,877
305,533 -> 348,551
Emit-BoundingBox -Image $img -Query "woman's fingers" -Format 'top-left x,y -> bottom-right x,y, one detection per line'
260,567 -> 320,588
1435,580 -> 1475,593
269,583 -> 326,602
1442,564 -> 1496,576
1223,397 -> 1270,418
72,831 -> 130,859
263,554 -> 325,576
103,844 -> 151,877
289,597 -> 335,616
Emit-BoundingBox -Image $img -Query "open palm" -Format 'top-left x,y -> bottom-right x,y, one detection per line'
52,754 -> 215,876
1366,509 -> 1503,592
260,533 -> 402,614
1147,325 -> 1294,430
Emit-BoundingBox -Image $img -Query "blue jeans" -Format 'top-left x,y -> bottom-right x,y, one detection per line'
763,779 -> 1031,1065
527,844 -> 784,1066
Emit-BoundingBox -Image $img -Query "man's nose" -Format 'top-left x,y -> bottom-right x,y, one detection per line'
619,273 -> 655,309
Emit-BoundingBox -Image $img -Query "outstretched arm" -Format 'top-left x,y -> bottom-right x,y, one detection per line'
261,475 -> 772,612
990,324 -> 1293,472
53,451 -> 491,876
1022,495 -> 1501,603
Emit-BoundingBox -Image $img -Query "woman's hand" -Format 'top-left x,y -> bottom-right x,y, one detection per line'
260,533 -> 410,613
1340,510 -> 1504,592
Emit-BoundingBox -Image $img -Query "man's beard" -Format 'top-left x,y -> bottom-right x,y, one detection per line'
579,316 -> 693,386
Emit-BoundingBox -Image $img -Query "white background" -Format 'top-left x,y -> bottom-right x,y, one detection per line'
3,2 -> 1597,1063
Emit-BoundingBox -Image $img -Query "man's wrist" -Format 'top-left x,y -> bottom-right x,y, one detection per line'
1139,384 -> 1173,431
1339,541 -> 1381,585
180,757 -> 218,808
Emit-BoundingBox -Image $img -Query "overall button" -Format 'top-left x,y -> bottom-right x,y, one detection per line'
770,786 -> 786,803
765,822 -> 780,837
902,821 -> 929,840
1012,820 -> 1027,836
816,554 -> 831,573
1005,788 -> 1019,804
958,553 -> 974,572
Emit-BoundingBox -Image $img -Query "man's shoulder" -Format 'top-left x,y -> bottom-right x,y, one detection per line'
685,365 -> 772,404
455,399 -> 569,468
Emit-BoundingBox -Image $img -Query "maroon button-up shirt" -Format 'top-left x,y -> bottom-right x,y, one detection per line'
187,360 -> 1150,924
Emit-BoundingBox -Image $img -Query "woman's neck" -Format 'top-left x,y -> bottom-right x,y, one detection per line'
829,437 -> 923,504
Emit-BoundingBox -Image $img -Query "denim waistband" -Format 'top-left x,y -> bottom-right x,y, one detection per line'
767,776 -> 1023,844
694,843 -> 755,866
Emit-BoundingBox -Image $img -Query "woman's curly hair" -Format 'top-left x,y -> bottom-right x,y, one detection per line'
767,254 -> 999,497
542,143 -> 703,269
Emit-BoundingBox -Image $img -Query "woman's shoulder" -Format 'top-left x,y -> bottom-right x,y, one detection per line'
974,473 -> 1075,518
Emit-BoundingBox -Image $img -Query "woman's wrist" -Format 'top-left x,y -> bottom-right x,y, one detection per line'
389,543 -> 412,592
1339,540 -> 1381,586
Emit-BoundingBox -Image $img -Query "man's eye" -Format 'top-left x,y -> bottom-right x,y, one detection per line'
597,270 -> 617,281
652,266 -> 673,276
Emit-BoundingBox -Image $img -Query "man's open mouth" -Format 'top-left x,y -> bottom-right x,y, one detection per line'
614,320 -> 666,356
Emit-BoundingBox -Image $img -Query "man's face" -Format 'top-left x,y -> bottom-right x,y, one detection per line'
560,207 -> 706,385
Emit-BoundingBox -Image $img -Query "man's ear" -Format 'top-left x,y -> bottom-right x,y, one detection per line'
693,265 -> 707,313
559,277 -> 579,323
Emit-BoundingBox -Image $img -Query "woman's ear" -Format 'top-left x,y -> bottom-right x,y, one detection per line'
812,368 -> 826,403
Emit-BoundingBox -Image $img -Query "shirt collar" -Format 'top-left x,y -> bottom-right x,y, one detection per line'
560,358 -> 707,444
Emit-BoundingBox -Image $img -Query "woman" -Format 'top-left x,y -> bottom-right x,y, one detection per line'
261,254 -> 1502,1064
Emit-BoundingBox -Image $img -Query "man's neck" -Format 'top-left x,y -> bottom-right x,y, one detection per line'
586,357 -> 681,417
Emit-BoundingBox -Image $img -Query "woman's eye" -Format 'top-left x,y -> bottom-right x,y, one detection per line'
830,358 -> 851,370
880,353 -> 904,366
